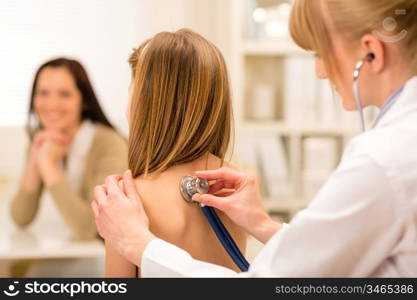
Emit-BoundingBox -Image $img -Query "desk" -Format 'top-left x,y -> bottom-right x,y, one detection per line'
0,226 -> 104,261
0,182 -> 104,276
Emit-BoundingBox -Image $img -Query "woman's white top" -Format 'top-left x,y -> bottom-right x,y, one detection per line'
141,76 -> 417,277
37,121 -> 96,231
63,120 -> 96,193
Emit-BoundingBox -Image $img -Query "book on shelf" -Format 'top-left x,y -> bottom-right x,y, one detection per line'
303,137 -> 339,171
284,57 -> 378,131
250,83 -> 276,121
302,169 -> 333,201
283,56 -> 319,125
236,134 -> 259,172
237,133 -> 290,200
258,134 -> 290,199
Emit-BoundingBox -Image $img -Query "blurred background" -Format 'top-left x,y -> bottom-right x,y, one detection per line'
0,0 -> 378,277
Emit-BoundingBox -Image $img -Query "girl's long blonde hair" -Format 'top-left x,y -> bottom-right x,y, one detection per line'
127,29 -> 233,177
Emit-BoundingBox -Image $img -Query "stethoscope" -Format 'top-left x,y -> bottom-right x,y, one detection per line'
352,52 -> 404,131
352,52 -> 375,132
180,176 -> 250,271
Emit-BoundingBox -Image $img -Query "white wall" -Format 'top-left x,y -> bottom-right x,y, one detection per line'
0,0 -> 231,128
141,0 -> 233,68
0,0 -> 232,194
0,0 -> 151,132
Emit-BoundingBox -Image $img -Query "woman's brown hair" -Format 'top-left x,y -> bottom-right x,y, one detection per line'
128,29 -> 233,177
27,57 -> 115,138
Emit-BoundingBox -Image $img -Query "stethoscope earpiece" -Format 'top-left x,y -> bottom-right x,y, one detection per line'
366,52 -> 375,61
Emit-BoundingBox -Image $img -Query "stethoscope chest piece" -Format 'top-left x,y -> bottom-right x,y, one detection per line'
179,174 -> 250,271
180,175 -> 209,203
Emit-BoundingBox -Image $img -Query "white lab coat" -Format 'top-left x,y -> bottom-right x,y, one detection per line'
141,76 -> 417,277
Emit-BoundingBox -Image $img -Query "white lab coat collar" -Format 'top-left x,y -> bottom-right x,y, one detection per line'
373,76 -> 417,129
63,120 -> 96,193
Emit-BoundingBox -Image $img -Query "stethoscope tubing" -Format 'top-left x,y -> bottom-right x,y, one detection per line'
200,205 -> 250,271
206,206 -> 249,268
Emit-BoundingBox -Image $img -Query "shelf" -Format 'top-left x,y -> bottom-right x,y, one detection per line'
231,0 -> 356,223
241,120 -> 291,134
242,40 -> 310,57
240,121 -> 358,136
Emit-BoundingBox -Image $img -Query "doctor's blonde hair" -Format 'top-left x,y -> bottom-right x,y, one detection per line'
127,29 -> 233,177
289,0 -> 417,80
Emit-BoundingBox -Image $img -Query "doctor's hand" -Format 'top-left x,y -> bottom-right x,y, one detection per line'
192,167 -> 282,244
92,170 -> 156,267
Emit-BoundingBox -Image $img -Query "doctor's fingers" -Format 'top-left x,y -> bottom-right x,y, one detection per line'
122,170 -> 141,203
213,191 -> 234,197
208,180 -> 235,194
195,167 -> 246,187
91,199 -> 99,217
192,193 -> 231,211
94,214 -> 106,240
104,175 -> 125,200
94,185 -> 108,207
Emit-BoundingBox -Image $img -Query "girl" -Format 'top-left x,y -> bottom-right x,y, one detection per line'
105,29 -> 247,276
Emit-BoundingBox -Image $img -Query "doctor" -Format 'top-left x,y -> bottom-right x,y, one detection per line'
92,0 -> 417,277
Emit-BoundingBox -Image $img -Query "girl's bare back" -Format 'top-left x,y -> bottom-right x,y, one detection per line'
136,154 -> 246,273
105,154 -> 246,277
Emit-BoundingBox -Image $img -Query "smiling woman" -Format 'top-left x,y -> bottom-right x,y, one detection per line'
32,67 -> 83,134
27,58 -> 114,137
11,58 -> 128,242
